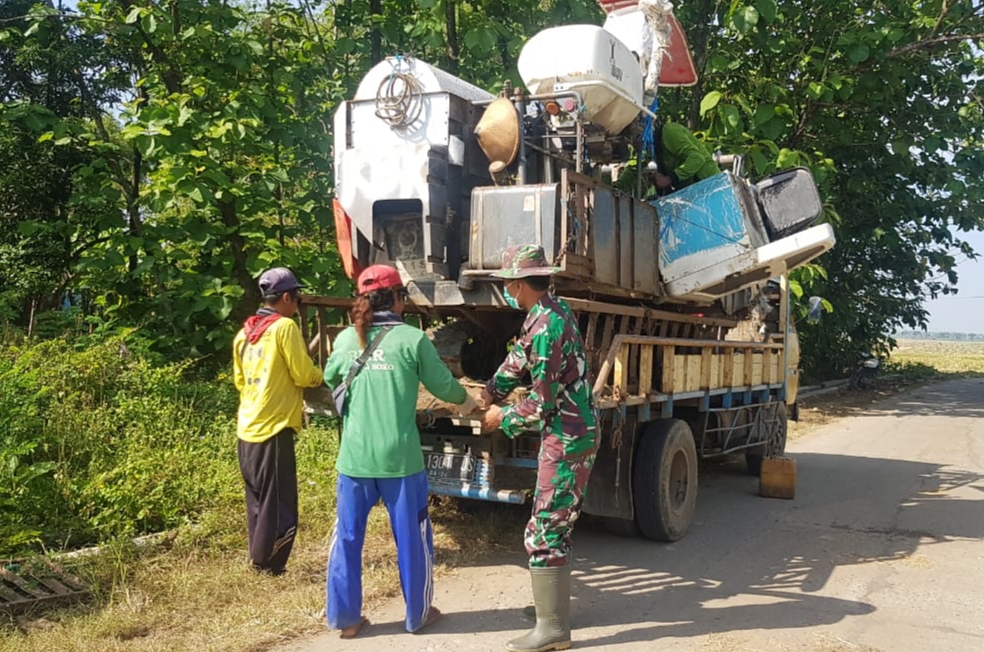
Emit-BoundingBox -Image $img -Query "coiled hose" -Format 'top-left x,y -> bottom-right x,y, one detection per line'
374,57 -> 423,128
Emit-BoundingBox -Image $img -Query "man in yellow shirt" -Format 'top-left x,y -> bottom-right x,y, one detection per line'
233,267 -> 324,575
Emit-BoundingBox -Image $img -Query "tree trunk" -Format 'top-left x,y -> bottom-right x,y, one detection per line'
445,0 -> 459,73
218,200 -> 262,321
684,0 -> 715,130
370,0 -> 382,64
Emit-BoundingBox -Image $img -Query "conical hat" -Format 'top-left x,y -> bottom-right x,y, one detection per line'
474,97 -> 521,167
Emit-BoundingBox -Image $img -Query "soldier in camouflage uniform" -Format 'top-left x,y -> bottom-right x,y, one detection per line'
480,244 -> 598,652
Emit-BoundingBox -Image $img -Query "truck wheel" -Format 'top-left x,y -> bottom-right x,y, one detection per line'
745,402 -> 788,476
601,516 -> 639,538
632,419 -> 698,542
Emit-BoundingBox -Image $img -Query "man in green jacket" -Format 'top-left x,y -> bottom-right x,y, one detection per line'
323,264 -> 476,639
652,120 -> 720,192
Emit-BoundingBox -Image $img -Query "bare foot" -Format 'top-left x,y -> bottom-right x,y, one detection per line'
339,616 -> 368,639
412,606 -> 442,634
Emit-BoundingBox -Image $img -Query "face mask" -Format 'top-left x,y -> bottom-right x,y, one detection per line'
503,283 -> 520,310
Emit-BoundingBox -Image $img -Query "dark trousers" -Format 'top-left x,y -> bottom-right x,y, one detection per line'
237,428 -> 298,574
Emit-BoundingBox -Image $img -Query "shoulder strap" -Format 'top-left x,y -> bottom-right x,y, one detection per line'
343,325 -> 395,387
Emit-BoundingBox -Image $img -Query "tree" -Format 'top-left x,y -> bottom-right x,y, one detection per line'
665,0 -> 984,376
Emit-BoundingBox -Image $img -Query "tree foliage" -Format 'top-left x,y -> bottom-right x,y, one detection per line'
665,0 -> 984,376
2,0 -> 983,373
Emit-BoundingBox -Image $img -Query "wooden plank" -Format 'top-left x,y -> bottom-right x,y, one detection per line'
723,348 -> 735,387
0,583 -> 26,603
0,570 -> 48,599
661,345 -> 676,393
700,348 -> 713,390
600,314 -> 616,356
614,343 -> 630,395
33,576 -> 73,595
762,350 -> 773,384
603,336 -> 783,350
673,361 -> 687,393
561,298 -> 738,328
743,348 -> 754,386
710,355 -> 721,389
584,312 -> 599,351
298,304 -> 310,343
628,316 -> 644,387
315,306 -> 328,368
299,294 -> 354,308
639,345 -> 654,396
685,355 -> 701,392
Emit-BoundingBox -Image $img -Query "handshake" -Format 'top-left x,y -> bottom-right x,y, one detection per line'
455,388 -> 504,433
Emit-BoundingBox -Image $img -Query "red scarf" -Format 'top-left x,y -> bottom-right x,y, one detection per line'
243,311 -> 283,344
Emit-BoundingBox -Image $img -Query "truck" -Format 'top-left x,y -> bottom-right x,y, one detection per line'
302,0 -> 835,542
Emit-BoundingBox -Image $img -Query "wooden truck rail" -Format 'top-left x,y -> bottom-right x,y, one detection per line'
296,293 -> 792,539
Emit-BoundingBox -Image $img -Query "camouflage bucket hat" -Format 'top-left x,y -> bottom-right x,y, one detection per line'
491,244 -> 562,279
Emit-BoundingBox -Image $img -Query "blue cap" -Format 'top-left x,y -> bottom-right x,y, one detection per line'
258,267 -> 304,297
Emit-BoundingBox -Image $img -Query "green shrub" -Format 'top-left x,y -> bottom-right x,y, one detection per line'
0,334 -> 242,555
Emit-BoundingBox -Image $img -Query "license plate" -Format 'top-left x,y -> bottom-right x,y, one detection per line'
425,453 -> 477,482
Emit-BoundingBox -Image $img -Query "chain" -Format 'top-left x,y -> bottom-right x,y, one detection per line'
611,408 -> 624,449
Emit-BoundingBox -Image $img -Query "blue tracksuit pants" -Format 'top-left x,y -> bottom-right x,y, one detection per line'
326,470 -> 434,632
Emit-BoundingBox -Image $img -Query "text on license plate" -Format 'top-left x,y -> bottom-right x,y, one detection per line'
425,453 -> 476,481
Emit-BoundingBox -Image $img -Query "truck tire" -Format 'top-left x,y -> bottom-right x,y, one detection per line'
601,516 -> 640,538
632,419 -> 698,542
745,402 -> 788,476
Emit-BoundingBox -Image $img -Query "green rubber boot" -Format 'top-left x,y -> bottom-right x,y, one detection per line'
506,566 -> 572,652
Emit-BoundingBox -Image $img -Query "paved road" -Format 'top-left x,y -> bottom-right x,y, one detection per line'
281,378 -> 984,652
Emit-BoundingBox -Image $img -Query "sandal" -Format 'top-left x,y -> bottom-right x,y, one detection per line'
412,607 -> 442,634
339,616 -> 369,639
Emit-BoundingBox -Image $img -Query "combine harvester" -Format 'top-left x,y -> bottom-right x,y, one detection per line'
305,0 -> 834,540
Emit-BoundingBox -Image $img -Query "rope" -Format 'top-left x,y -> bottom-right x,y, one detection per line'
640,96 -> 661,161
374,54 -> 424,128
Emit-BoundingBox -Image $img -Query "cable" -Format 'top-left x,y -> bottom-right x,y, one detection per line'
374,54 -> 424,128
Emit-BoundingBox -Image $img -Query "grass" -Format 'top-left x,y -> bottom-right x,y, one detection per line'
5,338 -> 982,651
789,338 -> 984,441
1,479 -> 528,652
889,338 -> 984,377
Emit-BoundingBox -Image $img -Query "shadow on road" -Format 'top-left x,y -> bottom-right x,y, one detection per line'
417,386 -> 984,646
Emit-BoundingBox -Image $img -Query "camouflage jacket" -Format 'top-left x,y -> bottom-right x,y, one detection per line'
486,295 -> 597,454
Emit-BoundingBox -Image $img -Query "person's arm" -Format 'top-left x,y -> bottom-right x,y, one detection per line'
417,335 -> 467,404
663,123 -> 713,185
498,329 -> 562,438
232,331 -> 246,392
277,320 -> 324,388
323,329 -> 353,389
485,337 -> 530,403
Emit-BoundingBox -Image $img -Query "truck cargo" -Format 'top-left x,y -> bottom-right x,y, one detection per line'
304,0 -> 834,541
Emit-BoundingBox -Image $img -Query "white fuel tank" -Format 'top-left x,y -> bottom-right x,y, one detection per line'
518,25 -> 644,135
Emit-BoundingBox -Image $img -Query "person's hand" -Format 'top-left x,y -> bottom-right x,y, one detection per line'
479,388 -> 495,410
456,392 -> 480,417
654,172 -> 674,189
481,404 -> 504,433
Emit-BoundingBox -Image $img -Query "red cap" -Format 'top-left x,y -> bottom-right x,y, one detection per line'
357,265 -> 403,294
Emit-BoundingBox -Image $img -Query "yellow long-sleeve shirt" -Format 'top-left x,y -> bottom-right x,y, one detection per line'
233,317 -> 324,443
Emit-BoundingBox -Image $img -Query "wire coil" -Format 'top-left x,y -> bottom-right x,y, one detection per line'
374,56 -> 423,128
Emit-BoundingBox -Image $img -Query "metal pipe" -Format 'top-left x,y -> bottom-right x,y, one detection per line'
472,90 -> 585,107
514,87 -> 528,184
429,483 -> 528,504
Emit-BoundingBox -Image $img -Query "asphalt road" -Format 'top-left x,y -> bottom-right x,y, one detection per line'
281,378 -> 984,652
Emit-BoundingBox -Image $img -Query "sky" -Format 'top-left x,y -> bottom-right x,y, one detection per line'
923,229 -> 984,335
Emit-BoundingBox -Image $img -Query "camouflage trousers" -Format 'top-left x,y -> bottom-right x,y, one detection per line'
525,430 -> 597,568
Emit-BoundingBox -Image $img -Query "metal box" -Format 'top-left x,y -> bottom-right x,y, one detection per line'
467,184 -> 562,269
465,171 -> 660,301
754,167 -> 823,240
